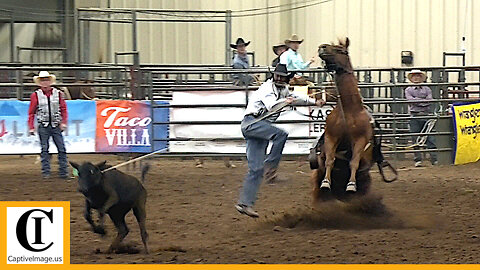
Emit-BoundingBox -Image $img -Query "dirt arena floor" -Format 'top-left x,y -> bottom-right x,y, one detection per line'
1,154 -> 480,264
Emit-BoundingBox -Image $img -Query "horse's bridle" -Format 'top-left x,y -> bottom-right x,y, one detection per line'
319,46 -> 353,75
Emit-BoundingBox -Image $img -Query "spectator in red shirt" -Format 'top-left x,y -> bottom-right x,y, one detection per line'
28,71 -> 69,179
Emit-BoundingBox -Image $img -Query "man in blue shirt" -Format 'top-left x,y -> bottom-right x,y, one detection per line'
280,34 -> 315,71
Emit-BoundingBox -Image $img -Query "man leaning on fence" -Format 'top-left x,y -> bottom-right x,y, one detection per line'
404,69 -> 438,167
28,71 -> 69,179
231,37 -> 255,86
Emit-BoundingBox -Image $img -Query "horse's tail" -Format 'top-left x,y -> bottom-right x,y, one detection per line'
373,121 -> 398,183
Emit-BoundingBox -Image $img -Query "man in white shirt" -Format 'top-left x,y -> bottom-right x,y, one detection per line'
235,64 -> 325,218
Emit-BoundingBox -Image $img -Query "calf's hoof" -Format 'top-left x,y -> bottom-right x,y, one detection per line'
320,179 -> 331,191
346,182 -> 357,193
106,245 -> 114,254
93,226 -> 106,236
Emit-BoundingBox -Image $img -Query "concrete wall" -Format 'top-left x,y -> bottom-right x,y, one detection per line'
78,0 -> 478,67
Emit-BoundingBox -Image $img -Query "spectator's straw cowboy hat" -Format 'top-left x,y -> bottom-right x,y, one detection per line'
272,63 -> 295,79
272,42 -> 288,55
285,34 -> 304,44
230,38 -> 250,49
407,69 -> 427,82
33,71 -> 56,85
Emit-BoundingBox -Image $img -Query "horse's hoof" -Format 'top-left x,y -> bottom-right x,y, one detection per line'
320,179 -> 331,190
346,182 -> 357,193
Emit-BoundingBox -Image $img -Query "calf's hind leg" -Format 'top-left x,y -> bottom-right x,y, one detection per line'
133,198 -> 149,254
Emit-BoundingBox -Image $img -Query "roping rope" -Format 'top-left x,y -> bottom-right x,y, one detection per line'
382,118 -> 437,150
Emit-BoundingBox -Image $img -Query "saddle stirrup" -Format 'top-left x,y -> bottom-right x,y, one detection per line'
377,161 -> 398,183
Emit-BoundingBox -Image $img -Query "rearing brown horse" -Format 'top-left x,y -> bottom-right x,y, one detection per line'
317,38 -> 372,193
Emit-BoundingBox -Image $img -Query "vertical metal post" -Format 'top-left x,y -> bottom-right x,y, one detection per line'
10,15 -> 15,62
132,10 -> 137,52
431,69 -> 442,113
76,9 -> 81,63
64,0 -> 75,63
149,71 -> 154,152
391,70 -> 405,160
59,0 -> 66,63
458,67 -> 466,98
225,10 -> 232,66
16,46 -> 20,63
16,70 -> 23,100
107,0 -> 112,63
113,69 -> 120,99
392,100 -> 398,166
148,71 -> 153,101
436,117 -> 453,165
83,20 -> 90,63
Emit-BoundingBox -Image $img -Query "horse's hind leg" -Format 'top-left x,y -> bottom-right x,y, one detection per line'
321,134 -> 339,191
346,137 -> 369,193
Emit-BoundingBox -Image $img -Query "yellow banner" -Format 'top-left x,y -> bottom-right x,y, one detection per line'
453,102 -> 480,164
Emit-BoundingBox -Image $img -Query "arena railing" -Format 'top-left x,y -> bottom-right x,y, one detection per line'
0,65 -> 129,100
142,66 -> 480,165
2,64 -> 480,165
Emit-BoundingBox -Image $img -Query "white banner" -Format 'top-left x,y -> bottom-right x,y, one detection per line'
169,91 -> 333,154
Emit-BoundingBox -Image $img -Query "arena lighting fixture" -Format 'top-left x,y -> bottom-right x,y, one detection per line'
401,51 -> 413,65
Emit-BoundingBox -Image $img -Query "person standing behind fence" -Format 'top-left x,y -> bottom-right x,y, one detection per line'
404,69 -> 438,167
28,71 -> 69,179
235,64 -> 325,218
231,37 -> 255,86
271,42 -> 288,67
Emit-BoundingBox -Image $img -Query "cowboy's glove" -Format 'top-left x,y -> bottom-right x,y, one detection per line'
315,99 -> 326,107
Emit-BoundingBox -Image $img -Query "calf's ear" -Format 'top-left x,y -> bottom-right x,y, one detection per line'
95,160 -> 107,169
70,161 -> 80,170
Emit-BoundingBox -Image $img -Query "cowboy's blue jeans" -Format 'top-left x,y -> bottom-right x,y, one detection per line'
38,125 -> 68,177
409,117 -> 437,163
238,115 -> 288,207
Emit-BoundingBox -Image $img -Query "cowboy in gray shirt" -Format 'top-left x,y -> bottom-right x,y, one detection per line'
404,69 -> 437,167
231,37 -> 255,86
235,64 -> 325,218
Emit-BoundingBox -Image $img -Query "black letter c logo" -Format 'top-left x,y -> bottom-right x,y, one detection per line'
16,209 -> 54,252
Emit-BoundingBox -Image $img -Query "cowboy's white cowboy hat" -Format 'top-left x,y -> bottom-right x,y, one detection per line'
407,69 -> 427,82
285,34 -> 304,44
33,71 -> 56,85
